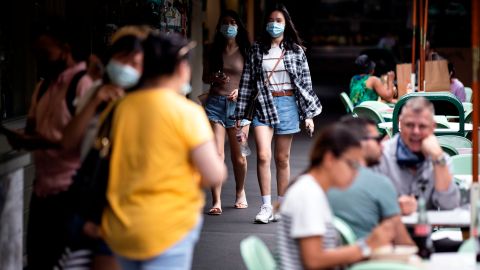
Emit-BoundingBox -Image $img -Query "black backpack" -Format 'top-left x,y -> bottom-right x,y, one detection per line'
37,70 -> 88,116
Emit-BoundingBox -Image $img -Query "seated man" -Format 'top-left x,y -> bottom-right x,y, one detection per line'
373,97 -> 460,215
328,117 -> 414,245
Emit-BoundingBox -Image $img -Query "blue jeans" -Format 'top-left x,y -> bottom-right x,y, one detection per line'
116,219 -> 203,270
252,95 -> 300,135
205,95 -> 249,128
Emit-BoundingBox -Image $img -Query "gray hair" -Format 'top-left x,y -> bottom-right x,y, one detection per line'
400,97 -> 435,118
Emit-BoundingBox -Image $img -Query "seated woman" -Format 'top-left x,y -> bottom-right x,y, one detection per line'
276,123 -> 394,270
448,62 -> 466,102
349,54 -> 395,106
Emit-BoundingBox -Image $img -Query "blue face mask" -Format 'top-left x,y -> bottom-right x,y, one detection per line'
106,60 -> 141,89
220,24 -> 238,39
266,22 -> 285,38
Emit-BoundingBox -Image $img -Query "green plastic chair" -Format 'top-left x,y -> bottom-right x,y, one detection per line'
465,87 -> 473,102
340,92 -> 355,114
437,135 -> 472,148
333,216 -> 357,245
349,261 -> 423,270
463,102 -> 472,112
358,101 -> 391,112
392,92 -> 466,136
458,238 -> 476,253
440,144 -> 459,156
353,105 -> 392,137
450,154 -> 480,175
240,236 -> 276,270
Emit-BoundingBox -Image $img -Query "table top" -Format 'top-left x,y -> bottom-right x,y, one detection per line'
426,253 -> 477,270
401,209 -> 470,228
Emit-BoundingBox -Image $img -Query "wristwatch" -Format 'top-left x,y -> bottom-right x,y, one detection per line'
356,238 -> 372,258
432,155 -> 447,166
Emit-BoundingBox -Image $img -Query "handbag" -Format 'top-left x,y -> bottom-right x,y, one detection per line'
244,50 -> 286,121
69,101 -> 118,224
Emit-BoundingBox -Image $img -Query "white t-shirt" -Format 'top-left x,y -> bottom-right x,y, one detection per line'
262,46 -> 293,92
276,174 -> 339,270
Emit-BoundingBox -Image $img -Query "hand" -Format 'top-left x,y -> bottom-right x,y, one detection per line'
398,195 -> 417,215
305,119 -> 314,137
83,221 -> 102,239
387,71 -> 395,80
421,134 -> 443,160
228,88 -> 238,101
94,84 -> 125,105
366,219 -> 395,250
212,73 -> 230,86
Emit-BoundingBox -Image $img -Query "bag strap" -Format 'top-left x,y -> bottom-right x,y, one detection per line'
263,50 -> 286,88
95,100 -> 120,157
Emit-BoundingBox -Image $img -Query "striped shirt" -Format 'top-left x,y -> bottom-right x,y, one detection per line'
276,174 -> 340,270
262,46 -> 293,92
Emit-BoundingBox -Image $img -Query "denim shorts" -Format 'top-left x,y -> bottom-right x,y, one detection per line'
116,218 -> 203,270
252,95 -> 300,135
204,95 -> 250,128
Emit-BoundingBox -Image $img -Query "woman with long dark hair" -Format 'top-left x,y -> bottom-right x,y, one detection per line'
276,124 -> 394,269
202,10 -> 251,215
235,4 -> 322,223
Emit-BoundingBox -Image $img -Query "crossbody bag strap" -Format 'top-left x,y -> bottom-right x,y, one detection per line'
253,50 -> 285,100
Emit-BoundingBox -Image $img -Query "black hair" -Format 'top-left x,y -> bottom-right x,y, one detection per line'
339,116 -> 376,138
259,3 -> 304,54
448,62 -> 455,78
141,32 -> 190,82
355,54 -> 376,74
208,10 -> 251,73
32,18 -> 90,62
107,35 -> 144,62
309,123 -> 362,169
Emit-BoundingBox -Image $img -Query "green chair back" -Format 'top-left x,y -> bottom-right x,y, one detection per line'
463,102 -> 472,112
392,92 -> 465,136
333,216 -> 357,245
465,87 -> 473,102
349,261 -> 423,270
465,110 -> 473,124
353,105 -> 392,137
340,92 -> 355,114
240,236 -> 276,270
440,144 -> 459,156
437,135 -> 472,149
358,101 -> 391,112
458,238 -> 476,253
450,154 -> 480,175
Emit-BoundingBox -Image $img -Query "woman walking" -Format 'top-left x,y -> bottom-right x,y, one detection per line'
102,33 -> 226,270
235,4 -> 322,224
202,10 -> 251,215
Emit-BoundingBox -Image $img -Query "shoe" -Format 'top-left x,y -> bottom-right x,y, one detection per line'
272,212 -> 281,222
254,204 -> 273,224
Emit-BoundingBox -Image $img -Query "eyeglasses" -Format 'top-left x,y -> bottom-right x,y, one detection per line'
362,134 -> 385,143
342,158 -> 361,171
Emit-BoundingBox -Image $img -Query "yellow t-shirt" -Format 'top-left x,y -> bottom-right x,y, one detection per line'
101,89 -> 213,259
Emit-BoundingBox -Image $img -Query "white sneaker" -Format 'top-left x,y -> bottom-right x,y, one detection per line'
272,212 -> 281,222
255,204 -> 273,224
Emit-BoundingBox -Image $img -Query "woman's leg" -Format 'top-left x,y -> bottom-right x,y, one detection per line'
254,126 -> 274,196
209,122 -> 226,214
273,134 -> 294,197
226,125 -> 249,208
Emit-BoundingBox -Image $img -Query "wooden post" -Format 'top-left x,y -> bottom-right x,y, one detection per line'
423,0 -> 428,91
472,0 -> 479,183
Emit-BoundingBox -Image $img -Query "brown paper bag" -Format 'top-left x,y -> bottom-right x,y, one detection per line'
396,63 -> 412,98
425,60 -> 450,92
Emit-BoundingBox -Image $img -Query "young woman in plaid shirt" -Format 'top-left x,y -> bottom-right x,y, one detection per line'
235,4 -> 322,224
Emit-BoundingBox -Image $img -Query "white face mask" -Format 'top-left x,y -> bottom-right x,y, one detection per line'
106,60 -> 141,89
180,83 -> 192,96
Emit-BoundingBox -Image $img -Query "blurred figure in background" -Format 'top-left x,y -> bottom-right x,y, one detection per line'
202,10 -> 251,215
276,123 -> 394,269
447,62 -> 466,102
101,33 -> 226,270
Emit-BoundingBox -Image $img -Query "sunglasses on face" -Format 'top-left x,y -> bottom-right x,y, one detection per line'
362,134 -> 385,143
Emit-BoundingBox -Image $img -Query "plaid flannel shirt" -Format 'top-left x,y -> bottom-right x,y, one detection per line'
234,42 -> 322,125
